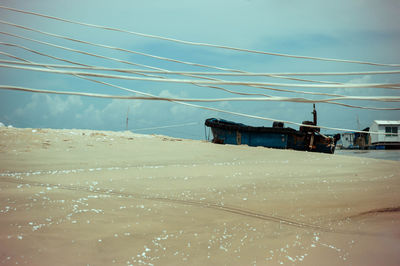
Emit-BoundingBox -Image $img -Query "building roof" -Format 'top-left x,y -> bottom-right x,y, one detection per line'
373,120 -> 400,125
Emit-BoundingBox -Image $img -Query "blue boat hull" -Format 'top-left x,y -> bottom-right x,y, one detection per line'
205,118 -> 337,154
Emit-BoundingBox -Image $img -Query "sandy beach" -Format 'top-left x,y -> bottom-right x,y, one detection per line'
0,127 -> 399,265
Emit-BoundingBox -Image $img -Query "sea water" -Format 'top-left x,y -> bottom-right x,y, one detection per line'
335,150 -> 400,161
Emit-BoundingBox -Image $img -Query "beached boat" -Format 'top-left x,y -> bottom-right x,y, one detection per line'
205,105 -> 340,154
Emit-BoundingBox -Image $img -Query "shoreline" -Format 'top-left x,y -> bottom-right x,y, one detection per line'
335,149 -> 400,161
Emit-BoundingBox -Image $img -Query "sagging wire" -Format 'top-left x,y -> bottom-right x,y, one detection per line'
1,63 -> 399,89
1,5 -> 399,67
3,35 -> 396,99
0,85 -> 395,135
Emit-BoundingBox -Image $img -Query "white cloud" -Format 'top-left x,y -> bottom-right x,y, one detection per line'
15,94 -> 82,117
333,75 -> 374,96
45,95 -> 83,116
348,75 -> 372,84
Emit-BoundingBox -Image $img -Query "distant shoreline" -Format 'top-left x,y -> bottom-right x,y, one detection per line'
336,149 -> 400,161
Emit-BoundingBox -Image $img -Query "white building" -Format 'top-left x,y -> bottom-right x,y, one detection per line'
339,132 -> 356,149
370,120 -> 400,148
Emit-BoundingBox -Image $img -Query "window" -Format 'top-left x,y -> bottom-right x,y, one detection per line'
385,126 -> 398,137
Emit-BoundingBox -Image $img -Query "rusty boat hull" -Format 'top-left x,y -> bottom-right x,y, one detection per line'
205,118 -> 338,154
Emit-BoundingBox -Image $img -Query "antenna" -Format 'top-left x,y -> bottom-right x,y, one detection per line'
126,106 -> 130,130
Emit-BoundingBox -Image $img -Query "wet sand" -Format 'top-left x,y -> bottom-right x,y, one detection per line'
1,127 -> 399,265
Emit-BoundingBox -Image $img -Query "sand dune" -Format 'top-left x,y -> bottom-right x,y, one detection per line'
1,127 -> 399,265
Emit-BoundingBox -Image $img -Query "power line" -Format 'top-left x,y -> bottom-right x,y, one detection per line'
3,21 -> 396,95
2,63 -> 399,89
0,31 -> 164,72
4,50 -> 397,111
3,53 -> 396,110
1,85 -> 399,104
0,85 -> 395,134
1,5 -> 399,67
2,19 -> 399,96
1,41 -> 357,98
2,59 -> 400,77
0,20 -> 354,86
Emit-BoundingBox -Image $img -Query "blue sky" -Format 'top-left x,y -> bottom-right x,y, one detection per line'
0,0 -> 399,139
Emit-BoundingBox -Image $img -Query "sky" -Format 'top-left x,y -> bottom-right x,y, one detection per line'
0,0 -> 399,139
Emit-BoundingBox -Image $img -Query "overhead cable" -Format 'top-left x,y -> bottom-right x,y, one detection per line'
0,31 -> 165,71
0,85 -> 396,134
2,59 -> 400,77
0,20 -> 346,85
0,19 -> 248,72
1,63 -> 399,89
0,45 -> 275,98
4,51 -> 397,111
1,54 -> 398,127
1,85 -> 399,103
0,37 -> 353,98
1,5 -> 399,67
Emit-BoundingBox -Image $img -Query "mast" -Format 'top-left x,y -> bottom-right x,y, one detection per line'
312,104 -> 317,125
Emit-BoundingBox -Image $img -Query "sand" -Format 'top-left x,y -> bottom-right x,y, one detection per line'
0,127 -> 399,265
